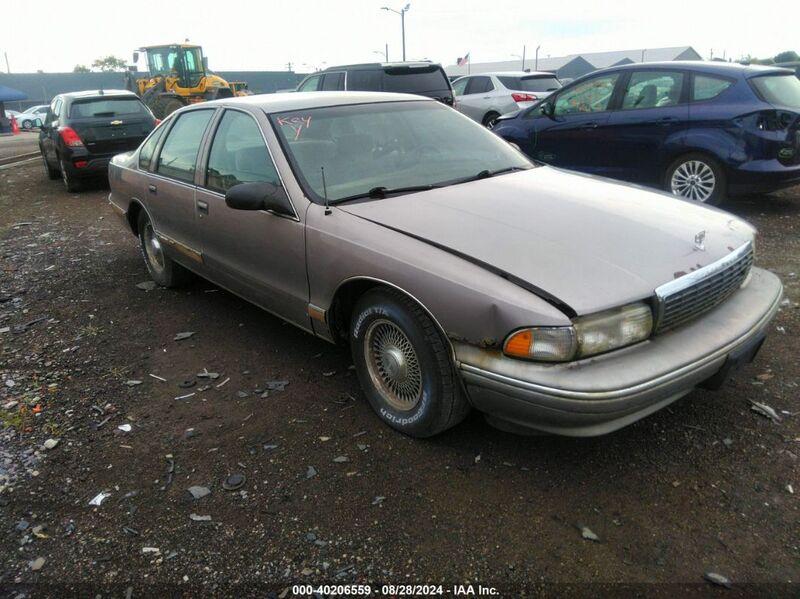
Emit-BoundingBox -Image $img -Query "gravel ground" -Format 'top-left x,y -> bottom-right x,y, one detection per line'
0,162 -> 798,597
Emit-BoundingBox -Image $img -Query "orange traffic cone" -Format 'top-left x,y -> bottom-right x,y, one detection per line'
10,116 -> 19,135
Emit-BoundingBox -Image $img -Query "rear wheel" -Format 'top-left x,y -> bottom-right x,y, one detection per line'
152,95 -> 186,119
665,153 -> 726,205
21,119 -> 33,130
42,153 -> 59,180
350,288 -> 470,437
137,211 -> 192,287
483,111 -> 501,129
59,159 -> 81,192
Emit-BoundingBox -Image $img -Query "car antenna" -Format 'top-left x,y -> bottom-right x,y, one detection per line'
321,166 -> 331,215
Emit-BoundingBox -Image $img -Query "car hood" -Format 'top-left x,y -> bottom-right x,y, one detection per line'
338,167 -> 755,316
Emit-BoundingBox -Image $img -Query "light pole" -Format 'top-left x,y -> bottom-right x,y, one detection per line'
535,45 -> 541,71
511,45 -> 527,70
381,4 -> 410,61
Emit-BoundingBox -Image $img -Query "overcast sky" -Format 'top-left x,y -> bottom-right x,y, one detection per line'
2,0 -> 796,73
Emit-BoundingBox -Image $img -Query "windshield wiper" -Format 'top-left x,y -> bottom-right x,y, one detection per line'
470,166 -> 529,181
334,184 -> 439,204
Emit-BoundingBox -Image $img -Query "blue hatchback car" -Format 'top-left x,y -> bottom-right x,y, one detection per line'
492,62 -> 800,204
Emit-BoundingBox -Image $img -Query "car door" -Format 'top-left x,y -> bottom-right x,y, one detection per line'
149,108 -> 215,266
41,97 -> 62,166
194,108 -> 309,329
457,76 -> 493,122
605,70 -> 689,183
529,72 -> 621,173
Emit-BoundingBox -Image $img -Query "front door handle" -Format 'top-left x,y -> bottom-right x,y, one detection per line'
197,200 -> 209,216
581,122 -> 599,129
148,184 -> 157,194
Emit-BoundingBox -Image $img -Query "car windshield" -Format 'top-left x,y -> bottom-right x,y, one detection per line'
270,101 -> 532,203
750,73 -> 800,109
498,75 -> 562,93
69,98 -> 149,118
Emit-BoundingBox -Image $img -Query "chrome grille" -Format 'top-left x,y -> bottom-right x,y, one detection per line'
654,242 -> 754,333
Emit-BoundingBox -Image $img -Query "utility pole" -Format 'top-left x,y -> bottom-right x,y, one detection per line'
4,52 -> 10,74
521,45 -> 526,70
286,61 -> 293,72
535,45 -> 540,70
381,4 -> 411,61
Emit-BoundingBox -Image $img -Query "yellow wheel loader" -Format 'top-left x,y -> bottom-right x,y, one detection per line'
125,44 -> 237,118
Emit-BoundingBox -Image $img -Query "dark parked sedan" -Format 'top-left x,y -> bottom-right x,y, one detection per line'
39,90 -> 157,192
493,62 -> 800,204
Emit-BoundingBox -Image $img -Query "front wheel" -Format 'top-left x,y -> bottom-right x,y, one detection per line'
350,288 -> 470,437
665,153 -> 726,205
21,119 -> 33,130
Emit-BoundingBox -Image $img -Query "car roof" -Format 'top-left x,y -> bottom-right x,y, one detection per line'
204,91 -> 435,113
601,61 -> 791,78
455,71 -> 557,78
59,89 -> 139,100
318,61 -> 442,72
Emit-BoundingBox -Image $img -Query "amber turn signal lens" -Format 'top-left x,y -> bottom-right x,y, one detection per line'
504,329 -> 533,358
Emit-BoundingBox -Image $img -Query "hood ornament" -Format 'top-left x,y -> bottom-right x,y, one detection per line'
693,230 -> 706,251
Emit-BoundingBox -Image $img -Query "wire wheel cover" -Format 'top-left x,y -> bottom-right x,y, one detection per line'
364,319 -> 423,411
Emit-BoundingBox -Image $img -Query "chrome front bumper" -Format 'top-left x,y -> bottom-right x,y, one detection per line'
456,268 -> 783,436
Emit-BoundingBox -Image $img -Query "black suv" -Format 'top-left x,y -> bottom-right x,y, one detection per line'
296,62 -> 455,106
39,90 -> 157,191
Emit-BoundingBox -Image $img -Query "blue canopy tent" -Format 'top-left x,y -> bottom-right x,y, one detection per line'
0,85 -> 28,134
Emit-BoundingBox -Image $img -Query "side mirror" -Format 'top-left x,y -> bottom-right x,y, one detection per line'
540,102 -> 555,117
133,51 -> 139,64
225,182 -> 293,216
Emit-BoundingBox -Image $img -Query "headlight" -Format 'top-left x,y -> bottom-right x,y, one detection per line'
573,302 -> 652,358
503,302 -> 653,362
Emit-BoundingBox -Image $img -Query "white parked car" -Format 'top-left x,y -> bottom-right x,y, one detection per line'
452,71 -> 562,127
16,105 -> 48,129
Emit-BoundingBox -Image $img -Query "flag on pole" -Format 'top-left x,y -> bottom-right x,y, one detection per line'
457,53 -> 470,67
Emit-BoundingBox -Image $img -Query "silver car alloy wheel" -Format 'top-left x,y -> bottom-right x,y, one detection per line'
364,319 -> 423,412
670,160 -> 716,202
142,222 -> 165,274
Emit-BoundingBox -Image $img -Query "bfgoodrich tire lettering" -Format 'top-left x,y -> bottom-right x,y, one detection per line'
350,288 -> 470,437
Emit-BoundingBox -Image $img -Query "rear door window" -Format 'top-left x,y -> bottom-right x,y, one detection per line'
692,75 -> 733,101
498,75 -> 561,93
69,98 -> 149,118
465,76 -> 493,95
347,69 -> 384,91
621,71 -> 685,110
321,72 -> 345,91
749,74 -> 800,109
205,110 -> 281,193
383,67 -> 450,93
156,109 -> 214,183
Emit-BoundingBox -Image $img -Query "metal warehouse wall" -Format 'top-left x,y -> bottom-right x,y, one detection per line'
0,71 -> 306,110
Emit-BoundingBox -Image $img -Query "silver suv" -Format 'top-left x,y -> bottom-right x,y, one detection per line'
452,71 -> 562,127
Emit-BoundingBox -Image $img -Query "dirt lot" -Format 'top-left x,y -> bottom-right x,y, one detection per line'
0,161 -> 798,596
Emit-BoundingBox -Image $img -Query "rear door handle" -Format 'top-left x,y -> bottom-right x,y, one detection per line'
581,122 -> 598,129
197,200 -> 209,216
148,184 -> 157,194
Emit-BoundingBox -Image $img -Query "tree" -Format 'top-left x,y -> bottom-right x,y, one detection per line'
73,64 -> 90,73
91,56 -> 127,72
773,50 -> 799,64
